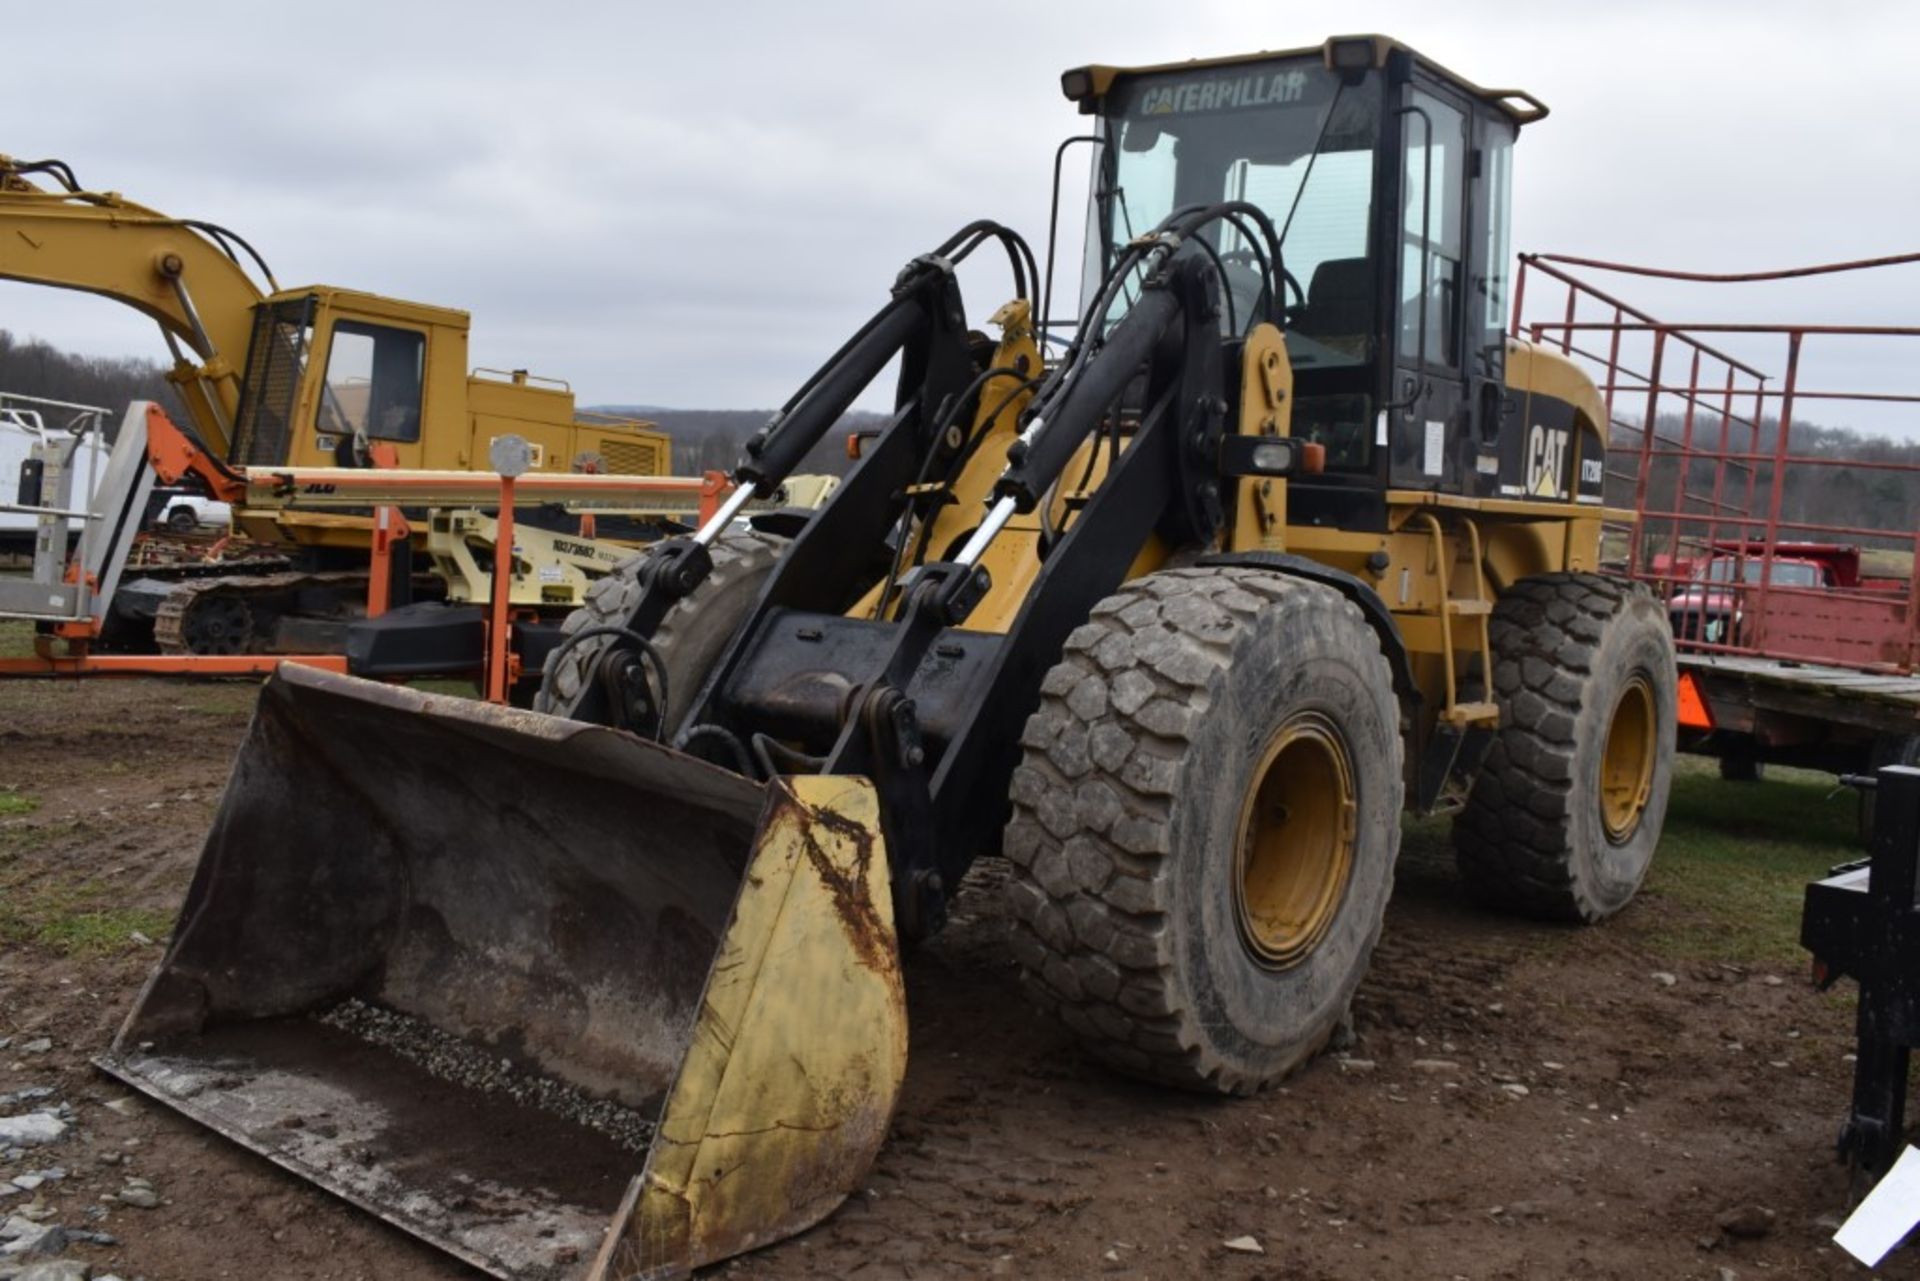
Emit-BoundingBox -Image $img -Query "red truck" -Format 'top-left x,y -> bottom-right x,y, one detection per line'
1668,541 -> 1911,667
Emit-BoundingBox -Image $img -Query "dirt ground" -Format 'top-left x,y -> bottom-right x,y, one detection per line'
0,676 -> 1909,1280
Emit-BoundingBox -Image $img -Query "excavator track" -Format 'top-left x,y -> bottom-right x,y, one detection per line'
154,571 -> 370,655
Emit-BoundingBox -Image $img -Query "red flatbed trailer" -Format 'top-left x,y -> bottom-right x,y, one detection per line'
1513,254 -> 1920,823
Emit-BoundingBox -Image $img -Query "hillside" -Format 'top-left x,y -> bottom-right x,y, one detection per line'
0,330 -> 178,422
1609,413 -> 1920,558
4,331 -> 1912,539
594,405 -> 890,478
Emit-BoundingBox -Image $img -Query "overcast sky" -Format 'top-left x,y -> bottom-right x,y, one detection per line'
8,0 -> 1918,431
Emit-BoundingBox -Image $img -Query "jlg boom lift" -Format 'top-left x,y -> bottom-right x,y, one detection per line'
100,36 -> 1676,1280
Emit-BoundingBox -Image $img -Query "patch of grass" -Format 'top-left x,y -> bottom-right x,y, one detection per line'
407,678 -> 483,699
28,906 -> 176,955
1395,754 -> 1858,969
0,618 -> 33,659
0,817 -> 81,857
0,790 -> 36,816
0,878 -> 176,957
1634,755 -> 1857,965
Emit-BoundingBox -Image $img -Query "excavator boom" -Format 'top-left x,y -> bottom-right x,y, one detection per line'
0,157 -> 266,448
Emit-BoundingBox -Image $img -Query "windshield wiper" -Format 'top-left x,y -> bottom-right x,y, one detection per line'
1277,80 -> 1348,249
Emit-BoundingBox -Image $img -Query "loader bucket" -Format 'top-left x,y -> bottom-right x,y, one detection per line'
96,664 -> 906,1281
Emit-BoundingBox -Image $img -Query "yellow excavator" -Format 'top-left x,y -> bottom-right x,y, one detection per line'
99,36 -> 1675,1280
0,155 -> 671,655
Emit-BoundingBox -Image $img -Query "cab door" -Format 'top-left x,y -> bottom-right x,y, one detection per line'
304,314 -> 428,468
1388,81 -> 1473,493
1470,111 -> 1523,500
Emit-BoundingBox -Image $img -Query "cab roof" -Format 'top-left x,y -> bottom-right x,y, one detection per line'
1061,34 -> 1548,126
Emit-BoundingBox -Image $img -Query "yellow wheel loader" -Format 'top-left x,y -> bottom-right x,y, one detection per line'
100,35 -> 1676,1279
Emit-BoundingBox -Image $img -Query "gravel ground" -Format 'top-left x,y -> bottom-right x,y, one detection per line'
1,676 -> 1915,1279
314,999 -> 658,1154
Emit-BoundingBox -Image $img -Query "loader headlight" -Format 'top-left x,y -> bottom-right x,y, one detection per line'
1251,440 -> 1298,473
1325,37 -> 1379,71
1324,37 -> 1384,85
1219,435 -> 1325,478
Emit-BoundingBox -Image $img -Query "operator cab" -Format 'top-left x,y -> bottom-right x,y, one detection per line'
1064,36 -> 1569,528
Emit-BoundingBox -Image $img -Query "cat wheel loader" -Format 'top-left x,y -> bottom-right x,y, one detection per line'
100,35 -> 1676,1280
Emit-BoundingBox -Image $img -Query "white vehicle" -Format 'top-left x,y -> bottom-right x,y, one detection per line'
156,493 -> 233,533
1,395 -> 109,551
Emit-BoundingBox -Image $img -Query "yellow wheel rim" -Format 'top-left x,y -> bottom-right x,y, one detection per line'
1600,675 -> 1657,843
1234,712 -> 1357,970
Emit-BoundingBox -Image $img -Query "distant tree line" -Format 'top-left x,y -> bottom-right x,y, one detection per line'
0,330 -> 179,428
598,406 -> 890,480
6,334 -> 1913,551
1609,412 -> 1920,557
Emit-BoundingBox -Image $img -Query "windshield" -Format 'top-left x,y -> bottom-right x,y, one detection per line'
1705,559 -> 1821,587
1086,58 -> 1381,368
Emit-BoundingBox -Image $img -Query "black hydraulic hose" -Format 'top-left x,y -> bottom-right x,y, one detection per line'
1003,200 -> 1274,515
10,159 -> 82,192
751,732 -> 826,779
745,220 -> 1027,464
682,722 -> 754,775
947,373 -> 1043,481
871,363 -> 1029,618
1023,228 -> 1159,419
1187,235 -> 1239,337
179,220 -> 281,292
999,281 -> 1182,511
1160,201 -> 1285,326
933,220 -> 1040,302
913,370 -> 1046,567
543,624 -> 670,735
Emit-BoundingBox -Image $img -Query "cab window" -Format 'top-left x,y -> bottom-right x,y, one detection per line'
318,321 -> 424,443
1398,90 -> 1467,370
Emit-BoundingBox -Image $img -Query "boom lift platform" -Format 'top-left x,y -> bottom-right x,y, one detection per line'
0,402 -> 755,687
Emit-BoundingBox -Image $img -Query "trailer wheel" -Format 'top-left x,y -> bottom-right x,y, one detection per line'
1453,573 -> 1676,922
1003,567 -> 1403,1094
536,531 -> 785,730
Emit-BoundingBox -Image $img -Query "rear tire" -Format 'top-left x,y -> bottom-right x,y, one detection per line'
1453,573 -> 1676,922
166,507 -> 198,533
1003,567 -> 1403,1095
535,532 -> 784,729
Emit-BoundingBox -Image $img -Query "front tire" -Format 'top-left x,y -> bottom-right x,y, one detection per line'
535,531 -> 784,729
1453,573 -> 1676,922
1003,567 -> 1403,1095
